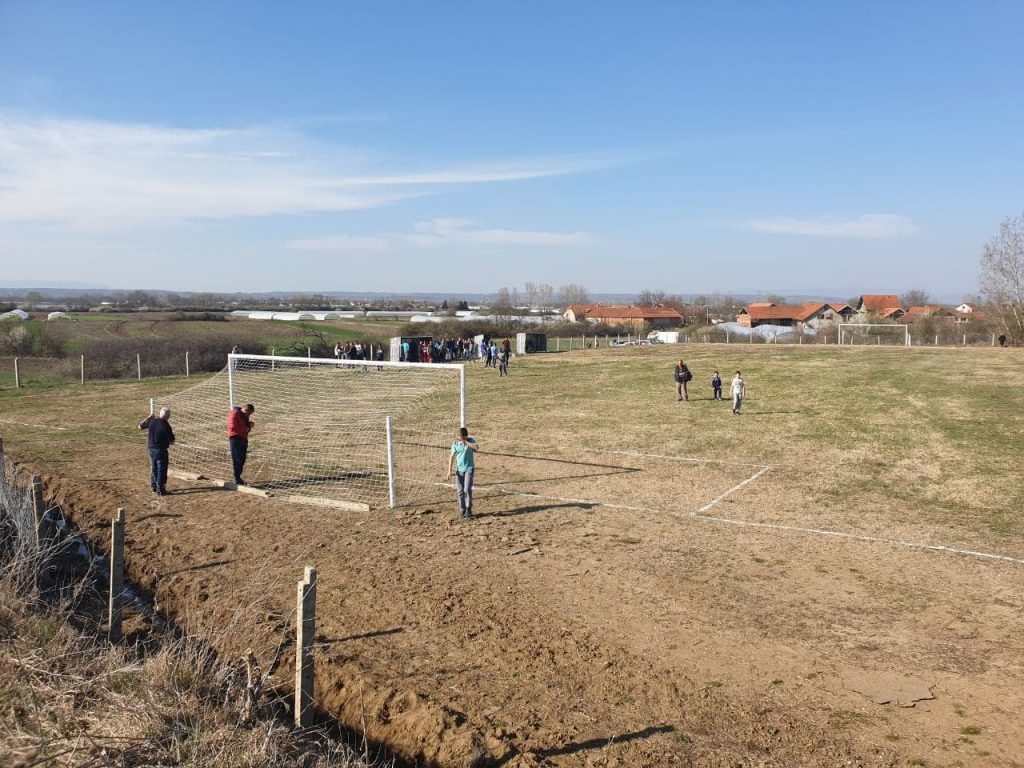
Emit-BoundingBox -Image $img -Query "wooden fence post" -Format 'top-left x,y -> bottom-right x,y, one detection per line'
136,353 -> 142,380
109,508 -> 126,643
80,354 -> 85,385
13,357 -> 20,388
185,351 -> 190,377
295,565 -> 317,728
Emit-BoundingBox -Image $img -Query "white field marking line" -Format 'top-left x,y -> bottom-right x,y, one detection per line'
0,419 -> 68,431
687,465 -> 1024,566
696,465 -> 772,513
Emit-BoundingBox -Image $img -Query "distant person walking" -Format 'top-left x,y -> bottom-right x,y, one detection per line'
139,407 -> 175,496
674,359 -> 692,401
227,403 -> 256,485
375,344 -> 384,370
446,427 -> 478,519
333,342 -> 341,359
731,371 -> 745,414
711,371 -> 723,401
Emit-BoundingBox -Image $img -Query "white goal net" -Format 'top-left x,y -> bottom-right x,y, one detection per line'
155,354 -> 465,510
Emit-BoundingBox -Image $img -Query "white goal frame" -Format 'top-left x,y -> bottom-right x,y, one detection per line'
221,352 -> 466,509
837,323 -> 910,347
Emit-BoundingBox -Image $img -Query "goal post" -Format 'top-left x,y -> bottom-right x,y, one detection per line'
837,323 -> 910,347
157,353 -> 466,509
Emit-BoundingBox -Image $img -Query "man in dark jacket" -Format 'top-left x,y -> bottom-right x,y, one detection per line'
227,403 -> 255,485
139,407 -> 175,496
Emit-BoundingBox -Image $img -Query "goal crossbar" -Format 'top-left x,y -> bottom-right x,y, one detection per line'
228,352 -> 466,427
229,352 -> 463,371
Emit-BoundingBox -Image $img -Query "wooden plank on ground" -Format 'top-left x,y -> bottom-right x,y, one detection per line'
168,469 -> 205,481
285,494 -> 371,512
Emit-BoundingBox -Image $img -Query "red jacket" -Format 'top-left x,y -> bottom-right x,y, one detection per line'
227,407 -> 252,438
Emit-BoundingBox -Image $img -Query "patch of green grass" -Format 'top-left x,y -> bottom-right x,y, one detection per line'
960,725 -> 981,736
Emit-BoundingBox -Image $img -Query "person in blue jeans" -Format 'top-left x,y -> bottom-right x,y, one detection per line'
139,407 -> 175,496
446,427 -> 478,519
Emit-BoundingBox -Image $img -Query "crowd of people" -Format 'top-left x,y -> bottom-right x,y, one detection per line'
397,336 -> 512,374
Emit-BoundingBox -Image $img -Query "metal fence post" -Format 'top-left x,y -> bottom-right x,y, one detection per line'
13,357 -> 20,388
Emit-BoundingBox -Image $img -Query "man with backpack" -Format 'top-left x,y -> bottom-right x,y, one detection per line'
674,359 -> 692,401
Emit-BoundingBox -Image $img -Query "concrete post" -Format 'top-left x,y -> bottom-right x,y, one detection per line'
13,357 -> 20,388
108,508 -> 126,643
80,354 -> 85,384
294,565 -> 318,728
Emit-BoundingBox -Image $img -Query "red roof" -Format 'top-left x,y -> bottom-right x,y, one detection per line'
859,294 -> 901,312
879,307 -> 905,319
740,301 -> 830,322
582,305 -> 683,319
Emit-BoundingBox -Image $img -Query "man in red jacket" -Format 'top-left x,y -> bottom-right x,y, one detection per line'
227,403 -> 255,485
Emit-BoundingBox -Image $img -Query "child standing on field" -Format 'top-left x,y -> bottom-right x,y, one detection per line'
731,371 -> 745,414
712,371 -> 722,400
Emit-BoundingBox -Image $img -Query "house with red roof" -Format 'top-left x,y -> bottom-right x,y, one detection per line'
562,304 -> 683,330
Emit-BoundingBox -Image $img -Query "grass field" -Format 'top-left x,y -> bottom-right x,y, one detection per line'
1,343 -> 1022,766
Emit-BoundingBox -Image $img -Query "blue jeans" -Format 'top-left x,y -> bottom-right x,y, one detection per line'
149,447 -> 168,491
229,437 -> 248,481
456,469 -> 474,517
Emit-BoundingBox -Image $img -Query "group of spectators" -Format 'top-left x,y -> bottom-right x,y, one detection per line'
334,341 -> 384,363
398,337 -> 512,374
674,360 -> 746,414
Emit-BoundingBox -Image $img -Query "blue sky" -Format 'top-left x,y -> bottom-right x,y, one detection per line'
1,1 -> 1022,299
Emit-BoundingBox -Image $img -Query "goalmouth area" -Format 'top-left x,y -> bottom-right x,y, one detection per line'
1,342 -> 1022,765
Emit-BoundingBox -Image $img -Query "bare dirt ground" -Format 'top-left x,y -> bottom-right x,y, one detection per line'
1,344 -> 1022,767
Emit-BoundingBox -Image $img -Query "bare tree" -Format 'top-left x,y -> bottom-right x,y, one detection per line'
523,282 -> 539,308
763,294 -> 787,305
491,287 -> 514,318
636,289 -> 667,307
557,283 -> 590,308
509,286 -> 520,309
536,283 -> 555,308
979,212 -> 1024,343
901,289 -> 930,308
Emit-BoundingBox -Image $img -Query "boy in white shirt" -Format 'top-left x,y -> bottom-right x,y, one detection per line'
731,371 -> 745,414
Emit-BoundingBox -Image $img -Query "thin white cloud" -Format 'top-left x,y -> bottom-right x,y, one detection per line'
404,218 -> 592,246
284,218 -> 591,254
0,114 -> 617,227
286,234 -> 392,252
744,214 -> 918,238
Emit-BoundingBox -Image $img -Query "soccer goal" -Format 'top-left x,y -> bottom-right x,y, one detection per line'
837,323 -> 910,346
156,353 -> 465,510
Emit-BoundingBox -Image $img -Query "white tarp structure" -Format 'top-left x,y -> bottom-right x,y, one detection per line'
46,311 -> 69,320
716,321 -> 816,340
0,309 -> 29,321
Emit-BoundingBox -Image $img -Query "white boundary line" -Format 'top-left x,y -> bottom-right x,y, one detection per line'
696,465 -> 772,512
685,465 -> 1024,566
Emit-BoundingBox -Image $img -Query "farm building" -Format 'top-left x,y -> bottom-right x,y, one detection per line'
736,301 -> 849,329
903,305 -> 956,323
855,294 -> 902,316
561,305 -> 682,330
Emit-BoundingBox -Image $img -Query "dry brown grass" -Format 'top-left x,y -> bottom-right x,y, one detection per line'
0,546 -> 379,768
